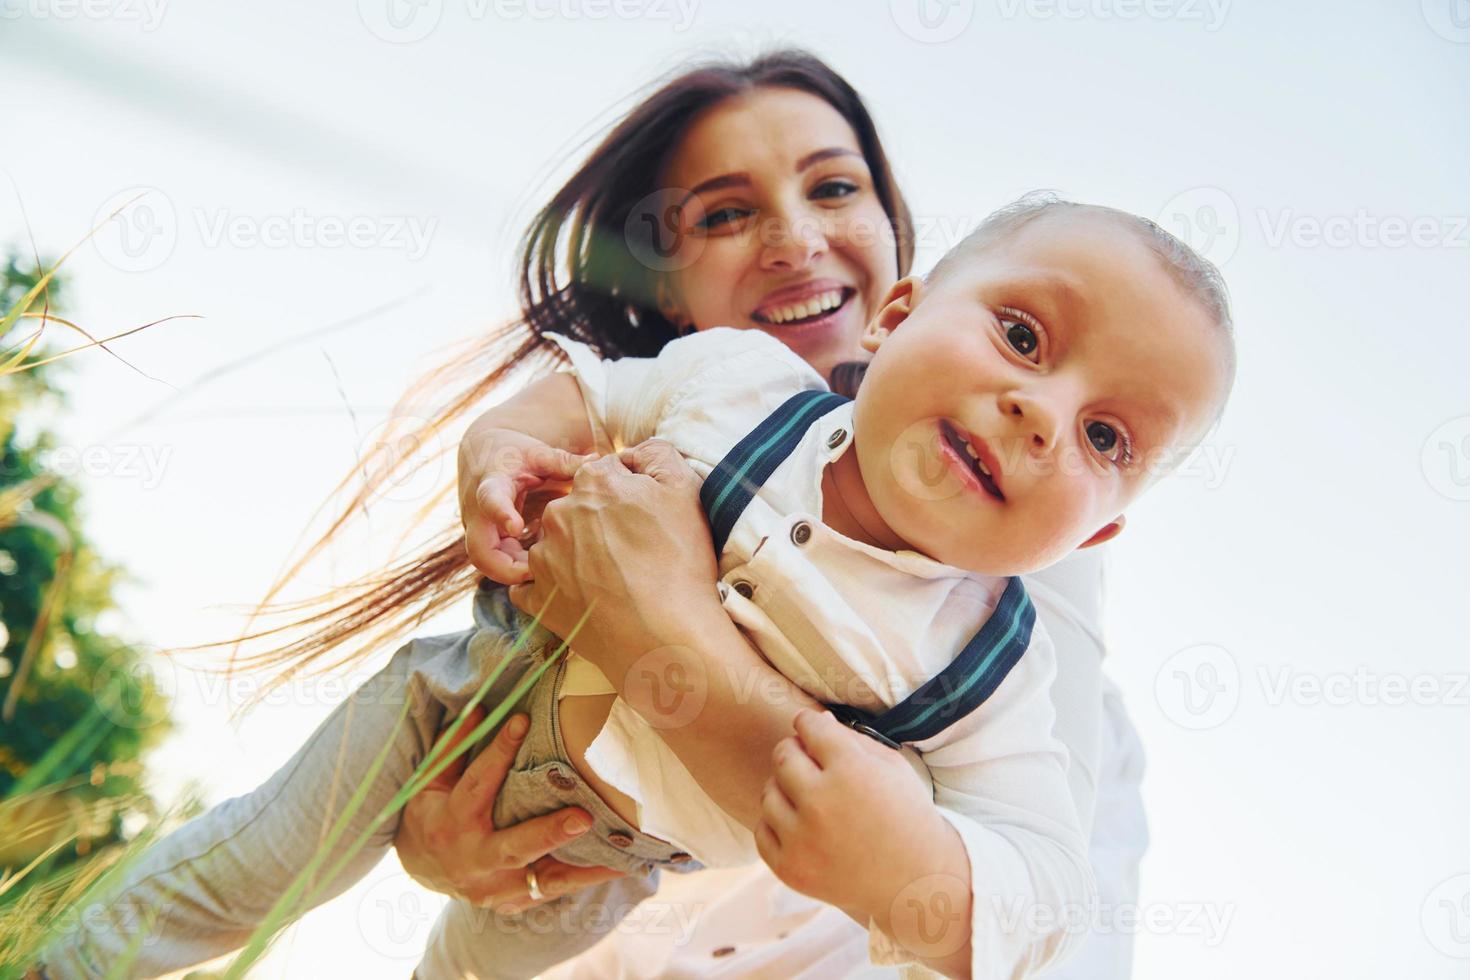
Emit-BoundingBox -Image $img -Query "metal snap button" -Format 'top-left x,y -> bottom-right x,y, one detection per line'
669,851 -> 693,864
547,767 -> 577,791
732,580 -> 755,599
712,946 -> 737,958
826,428 -> 847,449
790,522 -> 812,546
607,830 -> 634,848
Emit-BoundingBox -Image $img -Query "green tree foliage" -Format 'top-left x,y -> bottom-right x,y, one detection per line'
0,252 -> 171,880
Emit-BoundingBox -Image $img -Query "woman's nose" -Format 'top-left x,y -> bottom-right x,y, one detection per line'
758,210 -> 828,271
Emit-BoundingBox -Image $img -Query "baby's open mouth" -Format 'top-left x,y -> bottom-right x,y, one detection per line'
939,419 -> 1005,502
751,287 -> 855,326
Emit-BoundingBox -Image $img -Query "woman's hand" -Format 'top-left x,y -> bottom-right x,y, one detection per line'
397,705 -> 626,913
507,439 -> 721,669
505,439 -> 819,828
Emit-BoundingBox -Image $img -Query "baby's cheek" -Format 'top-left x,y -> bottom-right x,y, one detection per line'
1022,493 -> 1097,568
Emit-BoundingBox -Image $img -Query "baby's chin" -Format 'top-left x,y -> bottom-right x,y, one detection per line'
937,537 -> 1066,580
920,540 -> 1035,579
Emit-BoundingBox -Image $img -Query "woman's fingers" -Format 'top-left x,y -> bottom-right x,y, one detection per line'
447,713 -> 529,825
491,855 -> 626,913
422,706 -> 486,792
617,438 -> 697,488
506,547 -> 548,614
484,807 -> 596,876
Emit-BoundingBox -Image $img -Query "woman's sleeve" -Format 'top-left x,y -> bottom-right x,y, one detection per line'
34,637 -> 450,978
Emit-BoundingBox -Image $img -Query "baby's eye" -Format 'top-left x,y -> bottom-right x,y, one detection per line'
1086,420 -> 1124,461
1002,317 -> 1040,360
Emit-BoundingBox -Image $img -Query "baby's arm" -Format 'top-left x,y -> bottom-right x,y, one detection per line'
757,709 -> 977,978
759,626 -> 1095,980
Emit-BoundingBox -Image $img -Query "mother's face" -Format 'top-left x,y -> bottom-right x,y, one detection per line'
658,87 -> 900,382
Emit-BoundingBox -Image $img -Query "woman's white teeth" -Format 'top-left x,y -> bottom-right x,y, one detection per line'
763,290 -> 844,324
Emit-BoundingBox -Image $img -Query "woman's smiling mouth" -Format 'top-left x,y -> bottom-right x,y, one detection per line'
938,418 -> 1005,502
751,283 -> 857,328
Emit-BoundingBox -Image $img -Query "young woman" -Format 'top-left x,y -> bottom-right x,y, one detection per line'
34,51 -> 1144,980
398,51 -> 1145,979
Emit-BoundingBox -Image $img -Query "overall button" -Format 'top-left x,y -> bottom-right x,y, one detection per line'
790,522 -> 812,546
607,831 -> 634,849
732,580 -> 755,599
712,946 -> 737,958
547,767 -> 577,791
669,851 -> 693,864
826,428 -> 848,449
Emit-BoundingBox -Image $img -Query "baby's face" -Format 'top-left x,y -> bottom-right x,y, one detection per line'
853,210 -> 1233,576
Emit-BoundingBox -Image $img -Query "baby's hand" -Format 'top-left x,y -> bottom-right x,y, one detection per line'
755,710 -> 946,922
459,429 -> 592,584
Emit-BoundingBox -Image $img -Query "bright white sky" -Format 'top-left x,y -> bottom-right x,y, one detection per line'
2,2 -> 1468,977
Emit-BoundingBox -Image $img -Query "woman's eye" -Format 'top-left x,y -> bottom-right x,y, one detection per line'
1002,318 -> 1040,360
697,206 -> 750,230
810,179 -> 858,201
1086,420 -> 1122,460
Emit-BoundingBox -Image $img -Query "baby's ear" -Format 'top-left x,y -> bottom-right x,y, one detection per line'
1078,515 -> 1126,550
862,276 -> 924,352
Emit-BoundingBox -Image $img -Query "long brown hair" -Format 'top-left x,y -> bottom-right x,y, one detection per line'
212,49 -> 915,690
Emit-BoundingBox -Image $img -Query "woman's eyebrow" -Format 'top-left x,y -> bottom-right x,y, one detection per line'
682,148 -> 861,202
684,173 -> 750,203
795,146 -> 861,171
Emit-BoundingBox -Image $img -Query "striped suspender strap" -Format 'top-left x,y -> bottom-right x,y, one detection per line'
698,389 -> 851,556
699,388 -> 1036,747
830,574 -> 1036,747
